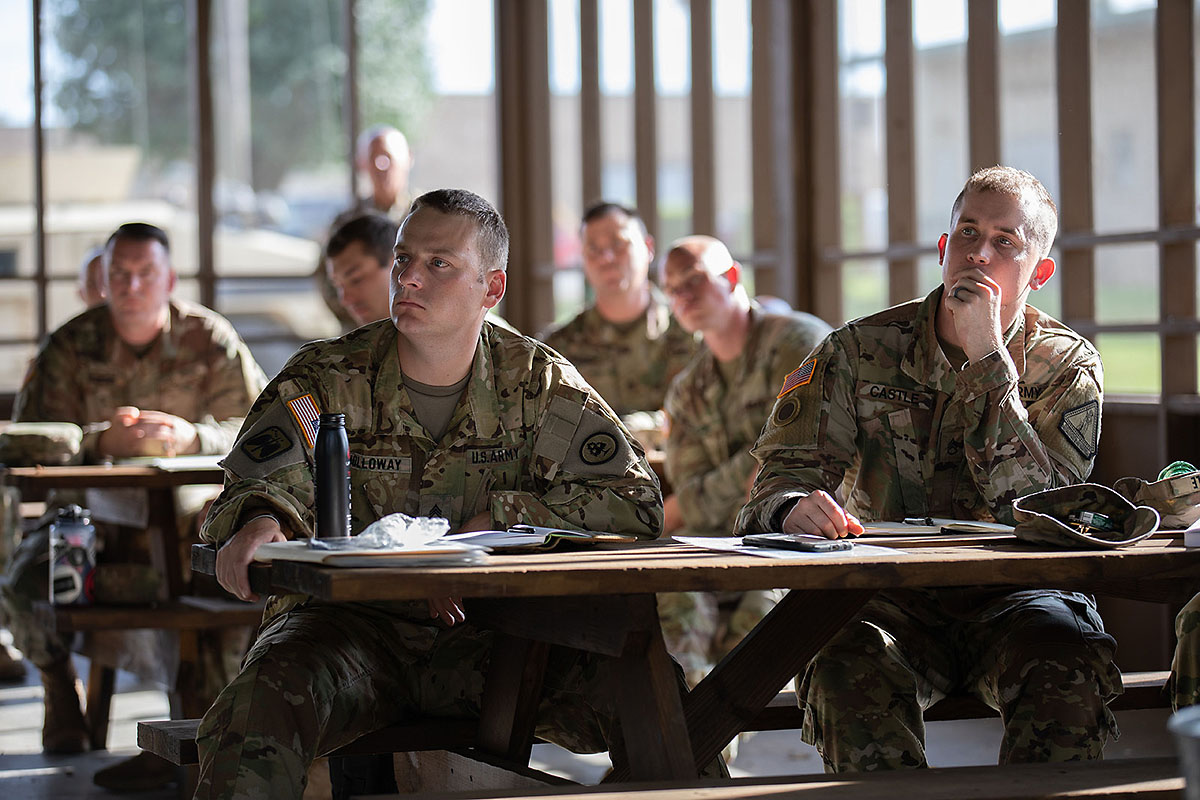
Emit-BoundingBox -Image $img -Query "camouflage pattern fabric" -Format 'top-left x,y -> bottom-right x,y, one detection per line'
735,288 -> 1117,771
540,286 -> 698,418
1012,483 -> 1159,549
800,589 -> 1120,771
0,422 -> 84,466
1173,593 -> 1200,711
194,320 -> 677,799
1,299 -> 266,672
659,307 -> 829,685
1114,471 -> 1200,529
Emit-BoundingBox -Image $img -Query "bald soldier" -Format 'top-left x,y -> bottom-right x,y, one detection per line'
195,190 -> 700,799
1,222 -> 266,785
657,236 -> 830,684
737,166 -> 1120,771
540,202 -> 697,440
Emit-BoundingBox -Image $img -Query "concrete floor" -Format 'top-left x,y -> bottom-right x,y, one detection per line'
0,630 -> 1182,798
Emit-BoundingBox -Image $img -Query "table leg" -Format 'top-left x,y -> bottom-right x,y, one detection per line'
605,587 -> 876,782
477,633 -> 551,763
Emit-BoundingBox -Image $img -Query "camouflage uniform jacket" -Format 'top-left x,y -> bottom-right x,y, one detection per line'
737,287 -> 1103,534
540,287 -> 698,416
665,306 -> 829,536
202,320 -> 664,623
14,299 -> 267,460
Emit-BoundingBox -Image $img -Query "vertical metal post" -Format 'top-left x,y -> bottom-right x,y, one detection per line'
344,0 -> 359,202
32,0 -> 47,339
189,0 -> 216,309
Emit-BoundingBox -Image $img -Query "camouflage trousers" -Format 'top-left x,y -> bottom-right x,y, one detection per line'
798,589 -> 1122,772
194,600 -> 725,800
1172,592 -> 1200,710
658,590 -> 779,687
1,521 -> 248,701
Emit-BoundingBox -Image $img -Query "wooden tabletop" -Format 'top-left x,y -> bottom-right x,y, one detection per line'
198,534 -> 1200,605
2,462 -> 226,490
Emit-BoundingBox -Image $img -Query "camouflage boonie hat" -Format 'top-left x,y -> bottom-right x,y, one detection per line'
1012,483 -> 1160,549
0,422 -> 83,467
1113,469 -> 1200,529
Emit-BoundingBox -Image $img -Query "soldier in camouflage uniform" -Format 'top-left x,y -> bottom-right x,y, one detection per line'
196,190 -> 698,799
736,166 -> 1122,772
1172,594 -> 1200,710
539,202 -> 697,443
657,236 -> 830,685
0,223 -> 266,777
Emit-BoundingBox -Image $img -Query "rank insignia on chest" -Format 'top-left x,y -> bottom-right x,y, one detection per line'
778,357 -> 817,398
286,393 -> 321,448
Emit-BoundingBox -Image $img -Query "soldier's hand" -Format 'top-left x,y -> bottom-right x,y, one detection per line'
130,409 -> 200,456
945,269 -> 1004,363
662,493 -> 683,533
428,597 -> 466,625
782,491 -> 864,539
216,517 -> 286,602
97,407 -> 200,457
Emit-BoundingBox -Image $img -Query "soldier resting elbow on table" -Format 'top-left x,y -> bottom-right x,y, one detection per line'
196,189 -> 722,800
735,166 -> 1122,772
0,222 -> 267,790
654,235 -> 831,688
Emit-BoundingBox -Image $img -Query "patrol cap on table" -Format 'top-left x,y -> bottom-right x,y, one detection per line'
1012,483 -> 1159,549
1114,463 -> 1200,529
0,422 -> 83,467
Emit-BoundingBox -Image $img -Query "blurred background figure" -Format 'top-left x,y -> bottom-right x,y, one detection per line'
76,247 -> 107,308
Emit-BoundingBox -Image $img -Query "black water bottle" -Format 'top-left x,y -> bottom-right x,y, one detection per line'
315,412 -> 351,539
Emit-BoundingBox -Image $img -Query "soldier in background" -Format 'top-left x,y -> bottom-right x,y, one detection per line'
0,222 -> 266,789
195,189 -> 711,798
77,247 -> 107,308
540,202 -> 697,447
657,235 -> 830,687
737,166 -> 1121,771
317,126 -> 414,330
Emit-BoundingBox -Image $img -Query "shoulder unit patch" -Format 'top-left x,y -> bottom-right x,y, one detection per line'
1059,399 -> 1100,460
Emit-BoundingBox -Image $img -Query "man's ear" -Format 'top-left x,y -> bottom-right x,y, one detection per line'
724,261 -> 742,289
167,269 -> 178,293
483,269 -> 507,309
937,233 -> 948,265
1030,257 -> 1056,290
644,235 -> 655,261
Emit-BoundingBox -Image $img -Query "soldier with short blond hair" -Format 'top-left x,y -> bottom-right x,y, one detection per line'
738,166 -> 1121,772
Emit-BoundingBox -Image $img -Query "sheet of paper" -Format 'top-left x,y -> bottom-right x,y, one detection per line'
673,536 -> 904,559
254,539 -> 486,567
85,487 -> 149,528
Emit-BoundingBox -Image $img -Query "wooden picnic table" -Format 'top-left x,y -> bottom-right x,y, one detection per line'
192,531 -> 1200,785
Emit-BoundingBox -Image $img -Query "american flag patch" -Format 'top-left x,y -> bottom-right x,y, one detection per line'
286,394 -> 321,449
777,358 -> 817,398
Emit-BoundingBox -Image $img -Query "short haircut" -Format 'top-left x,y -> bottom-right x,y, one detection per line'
581,200 -> 649,240
105,222 -> 170,254
406,189 -> 509,273
951,166 -> 1058,258
326,213 -> 398,269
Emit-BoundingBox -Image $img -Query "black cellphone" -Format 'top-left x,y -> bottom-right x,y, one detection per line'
741,533 -> 855,553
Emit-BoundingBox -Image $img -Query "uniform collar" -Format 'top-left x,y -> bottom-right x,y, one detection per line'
376,322 -> 502,442
901,287 -> 1027,390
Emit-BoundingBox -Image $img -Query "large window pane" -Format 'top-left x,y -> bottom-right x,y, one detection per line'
1095,332 -> 1159,395
843,258 -> 887,323
1095,243 -> 1158,324
913,0 -> 967,245
713,0 -> 751,258
1091,0 -> 1156,233
656,0 -> 691,246
839,0 -> 886,253
999,0 -> 1058,198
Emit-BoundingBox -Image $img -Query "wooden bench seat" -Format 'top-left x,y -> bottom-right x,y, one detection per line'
406,757 -> 1183,800
33,596 -> 262,751
139,670 -> 1173,769
138,717 -> 480,767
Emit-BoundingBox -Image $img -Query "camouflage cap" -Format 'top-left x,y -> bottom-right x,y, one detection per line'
1012,483 -> 1160,549
1113,472 -> 1200,529
0,422 -> 83,467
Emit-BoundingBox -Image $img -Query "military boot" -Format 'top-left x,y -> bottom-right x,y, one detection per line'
40,658 -> 89,754
0,645 -> 26,682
